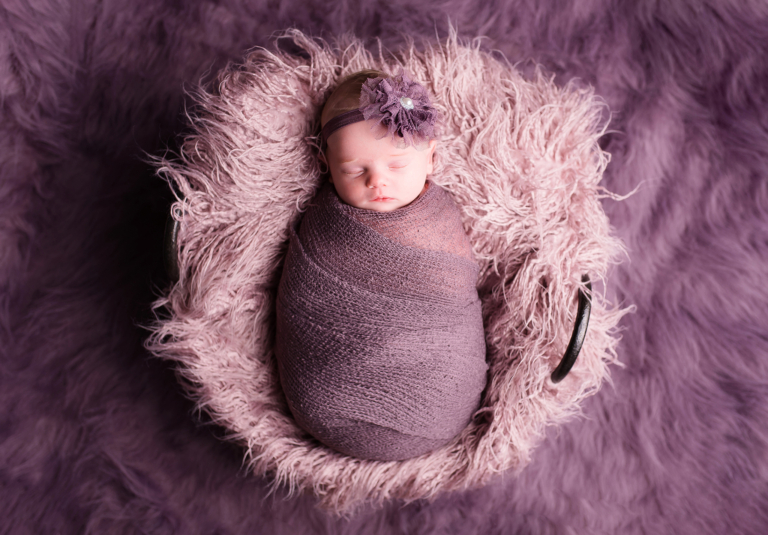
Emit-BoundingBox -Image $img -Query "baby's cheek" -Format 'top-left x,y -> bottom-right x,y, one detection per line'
333,181 -> 367,209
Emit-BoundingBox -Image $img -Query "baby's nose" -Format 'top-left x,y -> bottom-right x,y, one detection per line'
366,171 -> 387,189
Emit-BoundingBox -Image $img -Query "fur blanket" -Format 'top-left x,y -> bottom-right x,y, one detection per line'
2,1 -> 767,533
143,29 -> 624,513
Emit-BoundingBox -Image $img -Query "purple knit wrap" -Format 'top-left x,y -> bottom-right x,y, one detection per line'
275,182 -> 488,461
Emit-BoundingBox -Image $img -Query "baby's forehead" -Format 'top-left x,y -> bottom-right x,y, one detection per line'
334,142 -> 412,157
329,130 -> 411,156
329,135 -> 432,161
331,146 -> 421,165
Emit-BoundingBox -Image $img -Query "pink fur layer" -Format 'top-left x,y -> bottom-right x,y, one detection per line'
145,28 -> 629,515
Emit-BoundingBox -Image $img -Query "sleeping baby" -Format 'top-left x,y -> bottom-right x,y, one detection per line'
275,70 -> 488,461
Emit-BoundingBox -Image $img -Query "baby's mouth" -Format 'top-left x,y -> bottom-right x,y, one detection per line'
370,196 -> 394,202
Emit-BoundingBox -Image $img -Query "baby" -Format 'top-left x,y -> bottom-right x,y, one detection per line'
275,70 -> 488,461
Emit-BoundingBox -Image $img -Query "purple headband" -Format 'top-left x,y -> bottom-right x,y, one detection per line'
321,70 -> 438,149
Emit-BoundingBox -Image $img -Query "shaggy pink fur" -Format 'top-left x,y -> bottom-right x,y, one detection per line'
145,28 -> 628,514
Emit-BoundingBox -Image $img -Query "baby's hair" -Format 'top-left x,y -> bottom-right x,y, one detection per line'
320,69 -> 389,128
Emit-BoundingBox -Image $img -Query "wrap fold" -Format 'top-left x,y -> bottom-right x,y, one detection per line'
275,181 -> 488,461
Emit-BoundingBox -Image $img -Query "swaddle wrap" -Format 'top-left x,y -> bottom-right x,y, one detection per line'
275,181 -> 488,461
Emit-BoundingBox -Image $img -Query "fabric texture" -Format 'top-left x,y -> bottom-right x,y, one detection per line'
358,69 -> 438,147
275,181 -> 487,461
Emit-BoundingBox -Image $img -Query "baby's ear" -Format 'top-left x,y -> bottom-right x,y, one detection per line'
318,151 -> 331,179
426,139 -> 437,174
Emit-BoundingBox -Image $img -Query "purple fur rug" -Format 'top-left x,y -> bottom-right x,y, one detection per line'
2,1 -> 767,533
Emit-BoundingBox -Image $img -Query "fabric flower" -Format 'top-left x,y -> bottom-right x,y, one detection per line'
359,69 -> 438,148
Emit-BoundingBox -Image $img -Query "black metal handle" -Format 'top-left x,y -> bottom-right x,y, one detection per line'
550,274 -> 592,383
163,206 -> 182,281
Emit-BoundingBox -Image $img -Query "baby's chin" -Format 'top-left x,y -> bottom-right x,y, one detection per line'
348,190 -> 428,211
355,199 -> 410,212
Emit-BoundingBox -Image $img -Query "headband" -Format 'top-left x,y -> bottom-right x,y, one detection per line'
321,69 -> 438,149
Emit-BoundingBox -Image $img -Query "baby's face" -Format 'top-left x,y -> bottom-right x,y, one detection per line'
325,120 -> 437,212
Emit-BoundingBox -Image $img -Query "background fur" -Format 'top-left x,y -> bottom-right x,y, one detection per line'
2,0 -> 767,533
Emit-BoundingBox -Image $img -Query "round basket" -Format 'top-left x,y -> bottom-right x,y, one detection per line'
146,29 -> 627,514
